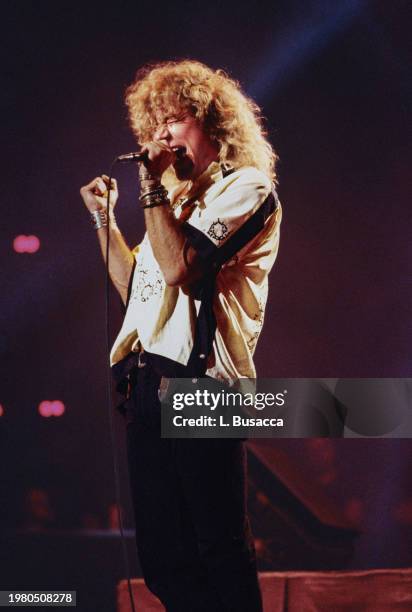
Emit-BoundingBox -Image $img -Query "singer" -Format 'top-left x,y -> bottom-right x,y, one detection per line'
80,60 -> 281,611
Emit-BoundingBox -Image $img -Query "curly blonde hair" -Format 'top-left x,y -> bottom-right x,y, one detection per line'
125,60 -> 278,184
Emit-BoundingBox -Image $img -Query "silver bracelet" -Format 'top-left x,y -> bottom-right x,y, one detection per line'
91,209 -> 107,230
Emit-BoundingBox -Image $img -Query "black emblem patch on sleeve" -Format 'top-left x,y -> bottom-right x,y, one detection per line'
207,218 -> 229,242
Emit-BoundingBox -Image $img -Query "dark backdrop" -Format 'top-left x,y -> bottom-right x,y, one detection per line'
1,0 -> 411,600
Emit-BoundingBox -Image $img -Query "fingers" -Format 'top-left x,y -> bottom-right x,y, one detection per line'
152,141 -> 173,152
143,141 -> 175,159
80,176 -> 104,195
138,142 -> 175,179
93,177 -> 107,196
80,176 -> 117,197
80,175 -> 119,213
102,175 -> 117,190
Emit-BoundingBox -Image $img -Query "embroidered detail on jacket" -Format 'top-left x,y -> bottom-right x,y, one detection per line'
130,267 -> 164,303
247,299 -> 266,350
207,218 -> 229,242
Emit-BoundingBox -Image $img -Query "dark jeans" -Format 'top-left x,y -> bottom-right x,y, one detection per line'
124,362 -> 263,612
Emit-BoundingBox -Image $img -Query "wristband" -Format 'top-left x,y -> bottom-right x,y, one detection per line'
141,192 -> 170,209
91,210 -> 107,230
139,180 -> 170,208
139,187 -> 168,201
90,210 -> 117,230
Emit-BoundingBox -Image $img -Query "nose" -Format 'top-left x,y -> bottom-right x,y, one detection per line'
153,123 -> 171,142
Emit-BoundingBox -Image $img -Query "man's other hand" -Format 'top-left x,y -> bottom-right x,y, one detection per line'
80,175 -> 119,213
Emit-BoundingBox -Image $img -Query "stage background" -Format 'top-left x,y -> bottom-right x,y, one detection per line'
1,1 -> 411,610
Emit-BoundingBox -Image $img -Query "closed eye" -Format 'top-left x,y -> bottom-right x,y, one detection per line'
166,113 -> 188,126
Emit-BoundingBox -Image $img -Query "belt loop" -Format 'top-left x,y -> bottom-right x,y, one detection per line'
138,350 -> 146,368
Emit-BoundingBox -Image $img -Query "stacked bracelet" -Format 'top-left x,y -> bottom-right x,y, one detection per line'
139,185 -> 170,209
138,165 -> 170,209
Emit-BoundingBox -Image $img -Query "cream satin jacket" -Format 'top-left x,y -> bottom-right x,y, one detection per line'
110,162 -> 282,382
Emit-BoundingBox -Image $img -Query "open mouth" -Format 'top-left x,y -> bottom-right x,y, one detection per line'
172,146 -> 187,160
172,147 -> 194,179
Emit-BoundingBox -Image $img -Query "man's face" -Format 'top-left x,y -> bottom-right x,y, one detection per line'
153,111 -> 219,181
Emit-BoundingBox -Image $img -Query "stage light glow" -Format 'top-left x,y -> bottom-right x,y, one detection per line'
0,405 -> 4,417
248,0 -> 367,100
39,401 -> 53,417
38,400 -> 66,417
13,235 -> 41,253
52,400 -> 65,416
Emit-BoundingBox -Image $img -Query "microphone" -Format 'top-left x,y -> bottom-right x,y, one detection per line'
116,151 -> 148,163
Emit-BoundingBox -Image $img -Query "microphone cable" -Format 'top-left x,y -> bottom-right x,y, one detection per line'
103,160 -> 137,612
